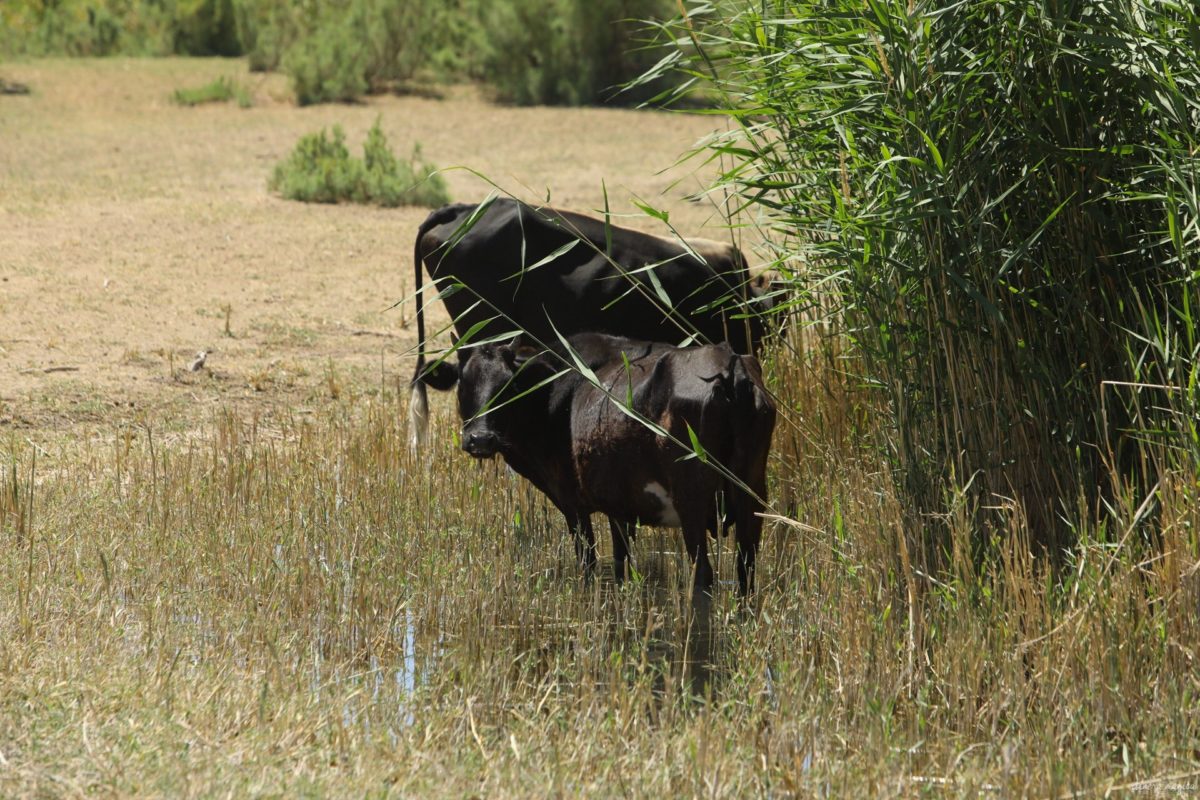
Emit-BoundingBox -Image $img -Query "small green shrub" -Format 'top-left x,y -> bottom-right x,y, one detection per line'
269,126 -> 361,204
171,76 -> 252,107
269,119 -> 449,208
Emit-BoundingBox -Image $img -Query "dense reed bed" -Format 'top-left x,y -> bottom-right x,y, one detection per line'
667,0 -> 1200,555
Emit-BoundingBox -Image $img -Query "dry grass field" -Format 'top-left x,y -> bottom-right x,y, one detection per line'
0,58 -> 737,440
2,59 -> 1198,798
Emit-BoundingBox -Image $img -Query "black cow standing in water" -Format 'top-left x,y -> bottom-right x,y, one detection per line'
408,198 -> 772,448
455,332 -> 776,596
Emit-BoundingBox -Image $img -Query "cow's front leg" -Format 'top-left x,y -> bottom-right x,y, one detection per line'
681,514 -> 714,593
735,503 -> 762,597
566,512 -> 597,576
609,518 -> 634,583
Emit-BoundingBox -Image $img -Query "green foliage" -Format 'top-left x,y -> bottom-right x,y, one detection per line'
269,119 -> 449,208
172,0 -> 241,56
231,0 -> 295,71
269,125 -> 363,204
425,0 -> 490,80
171,75 -> 252,107
1,0 -> 682,107
243,0 -> 674,102
241,0 -> 466,104
354,0 -> 449,89
0,0 -> 237,56
281,20 -> 368,106
483,0 -> 681,106
672,1 -> 1200,549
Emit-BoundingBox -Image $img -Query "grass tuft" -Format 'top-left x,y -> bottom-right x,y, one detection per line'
171,75 -> 252,108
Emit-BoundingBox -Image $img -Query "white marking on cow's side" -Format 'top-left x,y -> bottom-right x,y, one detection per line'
644,481 -> 681,527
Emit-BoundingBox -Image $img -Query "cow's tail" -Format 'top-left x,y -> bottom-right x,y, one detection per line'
409,204 -> 460,451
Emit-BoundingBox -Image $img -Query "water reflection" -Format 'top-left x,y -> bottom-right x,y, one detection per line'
678,591 -> 717,697
648,584 -> 725,699
596,538 -> 734,700
497,480 -> 744,701
304,606 -> 443,736
296,523 -> 741,728
396,608 -> 422,728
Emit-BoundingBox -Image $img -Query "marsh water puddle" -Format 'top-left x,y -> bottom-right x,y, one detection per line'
638,592 -> 725,698
156,535 -> 743,735
306,580 -> 734,737
308,607 -> 446,734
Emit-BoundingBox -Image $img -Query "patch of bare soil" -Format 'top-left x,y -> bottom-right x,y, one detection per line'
0,58 -> 745,443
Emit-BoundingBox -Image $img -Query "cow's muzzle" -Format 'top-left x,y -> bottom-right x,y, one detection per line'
462,430 -> 500,459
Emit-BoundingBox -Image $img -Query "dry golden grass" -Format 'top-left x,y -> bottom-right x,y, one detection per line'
1,59 -> 1199,798
0,57 -> 739,440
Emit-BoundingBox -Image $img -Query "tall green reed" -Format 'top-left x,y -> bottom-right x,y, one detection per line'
667,0 -> 1200,555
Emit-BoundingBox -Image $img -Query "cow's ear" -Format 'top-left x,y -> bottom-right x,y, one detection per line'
500,345 -> 518,370
511,345 -> 540,368
424,359 -> 460,391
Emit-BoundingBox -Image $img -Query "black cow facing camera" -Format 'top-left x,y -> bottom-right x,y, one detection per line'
457,333 -> 776,597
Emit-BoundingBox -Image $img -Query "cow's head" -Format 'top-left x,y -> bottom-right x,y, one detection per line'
456,341 -> 544,459
748,269 -> 782,311
746,268 -> 791,344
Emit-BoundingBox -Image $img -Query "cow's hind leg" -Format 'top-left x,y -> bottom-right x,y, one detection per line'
609,518 -> 634,584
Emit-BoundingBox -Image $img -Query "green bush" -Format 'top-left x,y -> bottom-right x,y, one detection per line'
0,0 -> 236,56
5,2 -> 130,56
672,1 -> 1200,551
260,0 -> 452,105
482,0 -> 578,106
282,20 -> 368,105
483,0 -> 680,106
425,0 -> 490,80
172,0 -> 241,56
269,119 -> 449,208
269,125 -> 361,204
0,0 -> 683,108
171,75 -> 252,107
232,0 -> 296,71
355,0 -> 446,89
